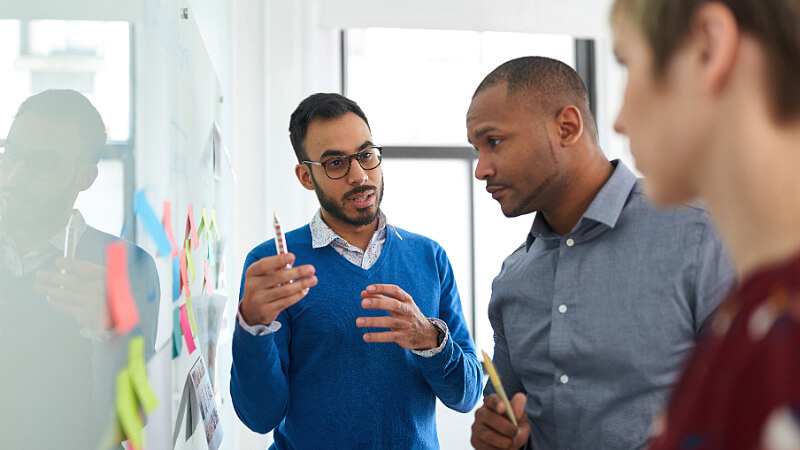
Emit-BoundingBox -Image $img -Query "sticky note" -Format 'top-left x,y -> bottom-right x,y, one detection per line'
106,242 -> 140,335
185,239 -> 196,283
163,201 -> 179,258
179,248 -> 190,298
128,336 -> 160,414
210,209 -> 221,241
204,259 -> 213,296
186,293 -> 198,338
185,204 -> 199,250
172,256 -> 180,301
198,207 -> 212,244
179,304 -> 196,354
172,307 -> 182,358
133,191 -> 173,257
115,368 -> 144,449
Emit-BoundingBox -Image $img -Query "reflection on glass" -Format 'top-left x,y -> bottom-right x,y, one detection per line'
0,89 -> 158,449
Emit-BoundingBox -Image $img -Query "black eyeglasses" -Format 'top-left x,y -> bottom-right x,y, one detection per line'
303,145 -> 383,180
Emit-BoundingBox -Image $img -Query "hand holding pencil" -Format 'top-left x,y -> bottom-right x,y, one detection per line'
238,212 -> 318,326
470,350 -> 531,450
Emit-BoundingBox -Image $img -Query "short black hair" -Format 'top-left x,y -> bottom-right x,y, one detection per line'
289,93 -> 370,162
14,89 -> 107,163
474,56 -> 598,142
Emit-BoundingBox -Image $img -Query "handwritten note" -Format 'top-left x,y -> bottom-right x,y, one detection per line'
179,248 -> 190,298
186,293 -> 198,338
127,336 -> 160,414
185,239 -> 196,283
106,242 -> 140,335
173,307 -> 182,358
163,201 -> 179,258
179,304 -> 196,353
133,191 -> 173,257
172,256 -> 181,301
186,204 -> 199,250
210,208 -> 221,241
115,368 -> 144,449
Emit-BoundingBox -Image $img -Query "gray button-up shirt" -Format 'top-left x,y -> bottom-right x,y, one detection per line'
487,161 -> 735,450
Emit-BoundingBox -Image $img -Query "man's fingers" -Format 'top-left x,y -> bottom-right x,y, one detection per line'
361,330 -> 402,343
360,296 -> 408,315
477,396 -> 519,436
355,316 -> 408,329
363,284 -> 413,302
54,257 -> 105,277
246,253 -> 297,276
510,392 -> 527,422
472,400 -> 519,449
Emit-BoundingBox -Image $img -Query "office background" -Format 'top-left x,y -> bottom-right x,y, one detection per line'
0,0 -> 631,448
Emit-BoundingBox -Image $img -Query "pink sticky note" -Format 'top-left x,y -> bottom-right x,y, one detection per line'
179,248 -> 190,298
204,259 -> 213,296
179,304 -> 196,354
185,204 -> 199,250
163,201 -> 178,258
106,242 -> 140,335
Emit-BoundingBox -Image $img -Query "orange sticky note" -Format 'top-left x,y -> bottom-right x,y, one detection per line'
179,248 -> 190,298
185,204 -> 199,250
106,242 -> 140,335
163,201 -> 178,258
204,259 -> 213,296
179,304 -> 196,354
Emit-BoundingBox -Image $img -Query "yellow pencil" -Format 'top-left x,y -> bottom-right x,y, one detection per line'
481,350 -> 518,426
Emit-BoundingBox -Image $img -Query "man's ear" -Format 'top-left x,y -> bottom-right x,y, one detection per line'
295,163 -> 316,191
554,105 -> 584,147
76,165 -> 98,192
690,3 -> 739,95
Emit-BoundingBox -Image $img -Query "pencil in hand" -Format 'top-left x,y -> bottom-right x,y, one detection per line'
481,349 -> 518,426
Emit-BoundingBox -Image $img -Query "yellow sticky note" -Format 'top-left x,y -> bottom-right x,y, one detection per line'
115,368 -> 144,449
197,208 -> 208,243
186,292 -> 198,338
185,239 -> 196,283
128,336 -> 160,414
211,208 -> 221,240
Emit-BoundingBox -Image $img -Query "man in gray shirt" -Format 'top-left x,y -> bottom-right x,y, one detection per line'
467,57 -> 735,449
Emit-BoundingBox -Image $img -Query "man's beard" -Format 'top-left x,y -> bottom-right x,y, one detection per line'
312,175 -> 385,227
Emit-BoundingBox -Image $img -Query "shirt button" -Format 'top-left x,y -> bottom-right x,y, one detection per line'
560,374 -> 569,384
565,238 -> 575,247
558,304 -> 567,314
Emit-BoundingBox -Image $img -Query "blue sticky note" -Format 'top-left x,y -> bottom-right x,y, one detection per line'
172,307 -> 182,358
133,190 -> 173,257
172,256 -> 181,301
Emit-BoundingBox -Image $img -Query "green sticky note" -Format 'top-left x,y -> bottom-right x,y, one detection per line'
115,368 -> 144,449
127,336 -> 160,414
173,307 -> 182,358
186,293 -> 198,337
185,240 -> 196,283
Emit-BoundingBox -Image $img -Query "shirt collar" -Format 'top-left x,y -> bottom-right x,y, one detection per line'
527,160 -> 637,249
310,209 -> 401,249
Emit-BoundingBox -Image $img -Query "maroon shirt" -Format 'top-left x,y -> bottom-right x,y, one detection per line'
650,250 -> 800,449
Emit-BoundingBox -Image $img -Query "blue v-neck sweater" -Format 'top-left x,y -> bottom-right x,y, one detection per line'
231,225 -> 482,449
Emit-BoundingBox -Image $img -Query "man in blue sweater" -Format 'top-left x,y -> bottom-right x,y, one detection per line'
231,93 -> 482,449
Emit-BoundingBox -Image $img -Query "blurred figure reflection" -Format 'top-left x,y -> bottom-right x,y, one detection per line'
0,89 -> 159,449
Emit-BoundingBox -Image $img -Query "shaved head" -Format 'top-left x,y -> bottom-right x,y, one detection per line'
474,56 -> 598,142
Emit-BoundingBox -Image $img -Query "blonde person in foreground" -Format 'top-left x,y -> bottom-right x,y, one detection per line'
612,0 -> 800,448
